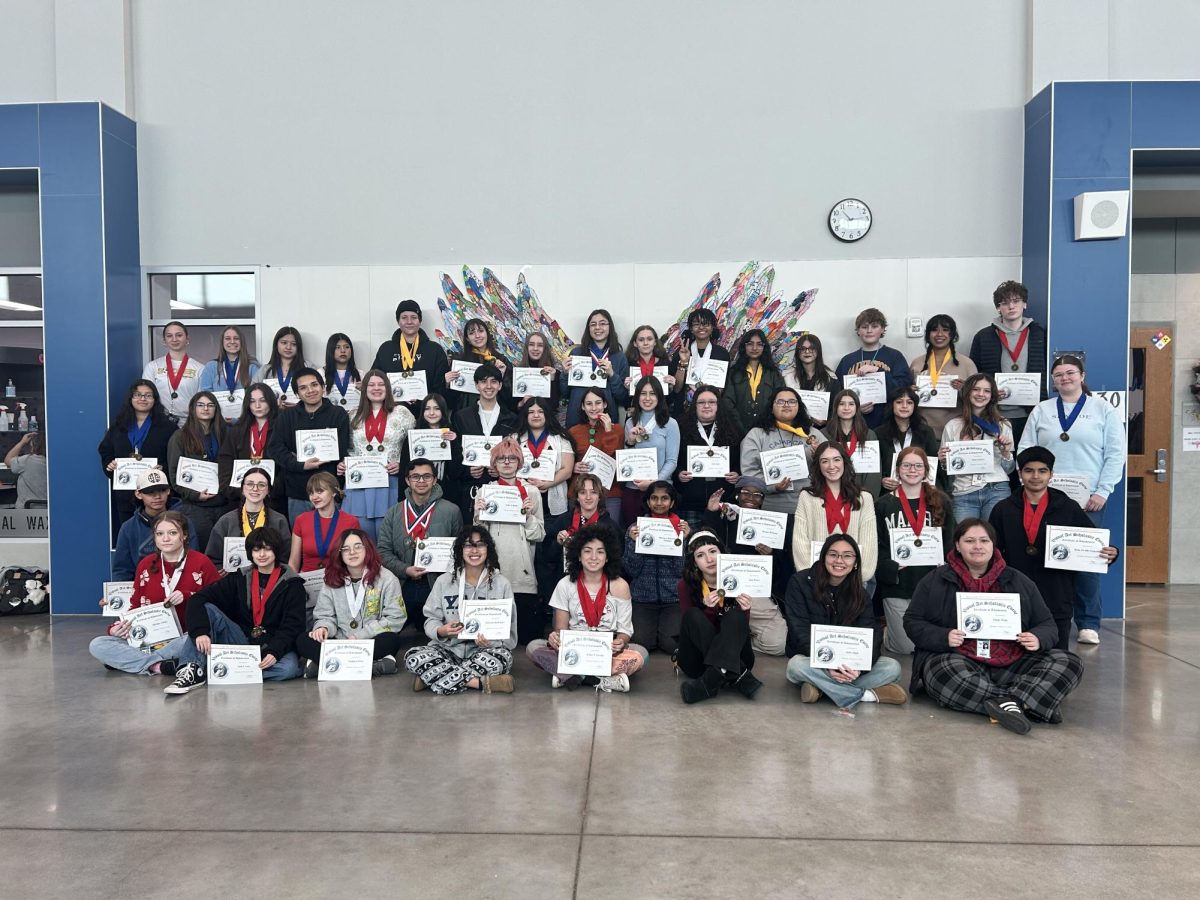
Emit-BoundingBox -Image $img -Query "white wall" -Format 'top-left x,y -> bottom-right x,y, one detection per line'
0,0 -> 57,103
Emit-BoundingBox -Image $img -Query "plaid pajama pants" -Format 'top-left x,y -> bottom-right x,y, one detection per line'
921,649 -> 1084,722
404,644 -> 513,695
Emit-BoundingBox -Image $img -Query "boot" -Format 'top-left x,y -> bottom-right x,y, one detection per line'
680,666 -> 723,704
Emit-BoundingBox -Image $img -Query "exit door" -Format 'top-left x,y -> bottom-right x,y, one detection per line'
1126,327 -> 1173,583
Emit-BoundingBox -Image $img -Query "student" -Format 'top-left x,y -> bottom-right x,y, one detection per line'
968,280 -> 1048,444
563,308 -> 630,427
700,475 -> 776,556
623,325 -> 673,410
99,380 -> 178,530
621,376 -> 681,525
217,383 -> 287,516
199,325 -> 259,423
783,533 -> 907,708
371,299 -> 451,417
786,332 -> 838,428
674,386 -> 742,527
516,331 -> 563,411
518,397 -> 577,601
903,519 -> 1084,734
446,318 -> 514,412
340,368 -> 415,542
164,526 -> 306,693
143,321 -> 204,424
165,391 -> 231,550
833,308 -> 913,429
204,466 -> 291,570
554,473 -> 619,553
740,386 -> 825,515
567,387 -> 624,524
259,326 -> 309,409
267,367 -> 351,521
668,308 -> 730,416
939,373 -> 1015,523
876,386 -> 944,495
399,393 -> 459,507
110,469 -> 200,580
722,328 -> 785,434
909,315 -> 975,439
296,529 -> 406,678
450,363 -> 520,522
5,432 -> 46,508
404,525 -> 517,695
322,332 -> 362,410
289,472 -> 361,574
828,389 -> 882,498
622,481 -> 689,654
791,442 -> 878,584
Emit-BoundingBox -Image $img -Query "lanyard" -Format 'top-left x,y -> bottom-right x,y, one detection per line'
926,350 -> 949,387
223,358 -> 240,392
128,417 -> 151,453
498,478 -> 529,502
589,343 -> 609,371
251,566 -> 282,627
403,499 -> 436,539
697,423 -> 716,447
241,506 -> 265,536
165,355 -> 190,394
972,416 -> 1001,438
996,326 -> 1030,369
399,334 -> 420,370
1056,394 -> 1086,440
249,420 -> 269,460
1023,494 -> 1050,547
897,489 -> 927,538
346,577 -> 366,621
332,368 -> 352,398
527,430 -> 549,457
160,554 -> 185,597
364,407 -> 388,445
576,574 -> 609,628
312,509 -> 341,562
746,363 -> 764,400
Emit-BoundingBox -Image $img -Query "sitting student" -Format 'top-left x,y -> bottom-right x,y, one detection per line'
111,469 -> 199,580
791,442 -> 879,584
90,510 -> 221,676
5,432 -> 46,508
674,530 -> 763,704
783,534 -> 907,709
551,473 -> 619,578
204,467 -> 291,570
833,308 -> 914,429
295,529 -> 406,678
621,481 -> 690,654
988,446 -> 1119,650
701,475 -> 775,553
526,523 -> 647,692
164,526 -> 306,693
404,525 -> 517,695
903,518 -> 1084,734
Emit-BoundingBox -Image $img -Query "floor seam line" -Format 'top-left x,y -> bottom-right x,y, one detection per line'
572,690 -> 600,900
1100,624 -> 1200,671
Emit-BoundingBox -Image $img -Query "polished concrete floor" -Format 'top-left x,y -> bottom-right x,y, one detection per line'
1,586 -> 1198,898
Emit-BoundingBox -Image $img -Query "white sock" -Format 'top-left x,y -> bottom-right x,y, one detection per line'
860,690 -> 878,702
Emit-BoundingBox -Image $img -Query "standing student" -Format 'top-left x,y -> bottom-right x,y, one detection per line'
791,442 -> 878,585
786,332 -> 838,429
446,318 -> 514,412
110,469 -> 199,580
909,315 -> 975,439
568,388 -> 624,524
939,373 -> 1015,523
143,321 -> 204,424
339,369 -> 415,542
99,380 -> 179,532
289,472 -> 361,574
833,308 -> 913,429
372,300 -> 451,411
828,389 -> 882,498
552,473 -> 619,572
450,363 -> 520,522
516,331 -> 563,411
204,466 -> 291,569
267,367 -> 351,521
739,387 -> 824,516
674,386 -> 742,527
166,391 -> 231,550
399,393 -> 459,507
968,280 -> 1048,444
623,325 -> 674,410
669,308 -> 729,416
518,397 -> 577,601
722,328 -> 785,434
563,308 -> 630,427
621,481 -> 689,654
620,376 -> 681,526
876,387 -> 943,495
218,383 -> 287,516
1017,355 -> 1126,645
260,326 -> 309,409
199,325 -> 259,423
322,332 -> 362,410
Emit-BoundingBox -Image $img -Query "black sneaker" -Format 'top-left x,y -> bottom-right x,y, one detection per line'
304,660 -> 319,679
983,697 -> 1032,735
163,662 -> 207,695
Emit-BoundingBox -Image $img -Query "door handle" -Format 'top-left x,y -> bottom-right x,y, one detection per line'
1154,449 -> 1168,483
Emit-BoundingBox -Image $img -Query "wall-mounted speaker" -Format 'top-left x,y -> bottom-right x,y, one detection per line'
1073,191 -> 1129,240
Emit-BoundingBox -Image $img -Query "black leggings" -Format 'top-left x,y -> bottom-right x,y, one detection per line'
294,631 -> 403,662
675,606 -> 754,679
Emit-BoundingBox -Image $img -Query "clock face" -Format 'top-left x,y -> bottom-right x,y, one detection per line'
829,198 -> 872,242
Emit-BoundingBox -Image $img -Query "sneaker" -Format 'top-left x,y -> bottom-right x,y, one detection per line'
372,655 -> 398,677
304,660 -> 319,679
596,673 -> 630,693
983,697 -> 1032,735
872,683 -> 908,705
1077,628 -> 1100,645
412,676 -> 428,692
163,662 -> 206,695
1046,707 -> 1064,725
800,683 -> 821,704
482,674 -> 514,694
551,675 -> 564,689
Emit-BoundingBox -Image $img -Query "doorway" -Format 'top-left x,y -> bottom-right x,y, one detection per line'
1126,326 -> 1173,583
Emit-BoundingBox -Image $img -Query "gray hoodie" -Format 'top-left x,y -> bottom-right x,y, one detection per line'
422,568 -> 518,661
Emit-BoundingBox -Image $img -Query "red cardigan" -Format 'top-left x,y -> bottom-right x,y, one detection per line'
107,549 -> 221,636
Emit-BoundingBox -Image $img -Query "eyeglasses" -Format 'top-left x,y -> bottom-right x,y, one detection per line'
826,551 -> 857,562
738,490 -> 765,500
774,399 -> 799,407
132,392 -> 155,400
496,455 -> 520,463
1051,370 -> 1081,379
464,540 -> 488,549
242,481 -> 269,490
897,463 -> 926,471
341,543 -> 366,553
194,402 -> 216,410
407,473 -> 435,481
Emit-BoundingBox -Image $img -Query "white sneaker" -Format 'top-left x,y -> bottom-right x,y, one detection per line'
1077,628 -> 1101,645
551,676 -> 563,689
163,662 -> 206,695
596,673 -> 630,693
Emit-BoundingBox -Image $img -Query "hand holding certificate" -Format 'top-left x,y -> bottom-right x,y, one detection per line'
915,375 -> 957,408
736,508 -> 787,550
413,537 -> 454,572
207,644 -> 264,685
994,372 -> 1041,406
344,456 -> 390,490
102,581 -> 134,617
296,428 -> 340,463
113,457 -> 158,491
512,367 -> 552,398
388,370 -> 427,404
945,440 -> 994,476
123,603 -> 181,648
845,372 -> 886,405
557,630 -> 614,677
851,440 -> 881,474
318,640 -> 374,681
687,357 -> 729,389
176,458 -> 220,495
460,435 -> 497,467
715,554 -> 773,598
635,517 -> 685,556
615,447 -> 658,482
581,446 -> 617,489
407,429 -> 452,461
568,356 -> 604,385
888,526 -> 944,566
479,485 -> 526,524
686,445 -> 731,479
459,597 -> 514,641
760,445 -> 809,483
520,445 -> 559,479
1044,525 -> 1111,574
956,592 -> 1021,640
810,625 -> 874,670
448,361 -> 481,394
223,537 -> 248,572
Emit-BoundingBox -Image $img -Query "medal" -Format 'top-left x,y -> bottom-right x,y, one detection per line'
228,393 -> 235,403
531,459 -> 540,468
439,440 -> 447,448
367,443 -> 376,453
1060,433 -> 1070,442
251,625 -> 266,638
996,326 -> 1030,374
165,354 -> 189,402
340,398 -> 347,405
1012,363 -> 1020,372
402,370 -> 412,378
1026,544 -> 1039,556
589,372 -> 598,381
930,389 -> 937,396
170,391 -> 178,399
913,538 -> 923,547
707,448 -> 715,456
417,541 -> 426,549
250,455 -> 261,463
132,451 -> 142,461
674,538 -> 683,546
349,618 -> 359,629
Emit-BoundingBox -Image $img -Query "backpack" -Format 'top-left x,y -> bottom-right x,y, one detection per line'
0,566 -> 50,615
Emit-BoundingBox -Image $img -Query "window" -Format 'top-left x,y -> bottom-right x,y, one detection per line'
145,271 -> 258,364
0,272 -> 46,527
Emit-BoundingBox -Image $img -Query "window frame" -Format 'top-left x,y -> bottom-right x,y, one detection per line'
141,266 -> 263,362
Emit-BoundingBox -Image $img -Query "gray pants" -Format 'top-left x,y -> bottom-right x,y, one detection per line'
882,595 -> 915,654
748,595 -> 787,657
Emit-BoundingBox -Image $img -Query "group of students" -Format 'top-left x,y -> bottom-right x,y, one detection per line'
90,283 -> 1125,734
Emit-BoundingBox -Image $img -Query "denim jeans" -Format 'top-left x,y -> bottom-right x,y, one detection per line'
1073,507 -> 1106,631
176,603 -> 303,681
952,481 -> 1010,524
786,654 -> 903,708
89,634 -> 189,674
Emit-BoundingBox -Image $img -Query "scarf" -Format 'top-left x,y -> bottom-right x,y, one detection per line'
823,487 -> 852,534
775,420 -> 808,439
250,566 -> 283,628
946,548 -> 1007,593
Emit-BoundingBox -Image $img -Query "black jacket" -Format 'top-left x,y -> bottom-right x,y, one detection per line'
874,490 -> 956,599
875,419 -> 947,493
674,422 -> 742,513
782,568 -> 879,660
371,328 -> 450,381
267,400 -> 351,500
98,417 -> 179,521
449,404 -> 520,517
967,321 -> 1048,402
185,565 -> 307,661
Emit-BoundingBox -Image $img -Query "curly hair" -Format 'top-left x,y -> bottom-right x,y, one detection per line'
992,280 -> 1028,308
452,524 -> 502,578
565,522 -> 623,580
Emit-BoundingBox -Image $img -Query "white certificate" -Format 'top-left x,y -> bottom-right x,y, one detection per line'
799,390 -> 831,422
1049,474 -> 1092,507
557,629 -> 614,677
631,366 -> 671,395
736,507 -> 787,550
760,445 -> 810,483
519,444 -> 560,479
296,428 -> 340,463
888,526 -> 944,567
810,625 -> 874,671
581,446 -> 617,489
102,581 -> 134,617
123,603 -> 181,649
915,374 -> 957,409
567,355 -> 605,386
407,429 -> 452,462
686,445 -> 731,479
512,367 -> 552,398
809,540 -> 825,568
176,457 -> 220,494
448,361 -> 481,394
387,370 -> 427,404
261,377 -> 286,400
479,485 -> 526,524
460,434 -> 497,467
328,384 -> 360,411
994,372 -> 1041,406
413,537 -> 455,573
207,644 -> 263,685
230,458 -> 276,488
301,568 -> 326,601
716,554 -> 773,598
945,440 -> 994,476
616,447 -> 659,482
318,639 -> 374,681
851,440 -> 881,474
459,597 -> 514,641
217,389 -> 246,420
113,457 -> 157,491
687,357 -> 729,389
1045,525 -> 1110,574
844,372 -> 887,405
635,517 -> 685,557
222,536 -> 248,572
957,592 -> 1022,641
344,456 -> 389,490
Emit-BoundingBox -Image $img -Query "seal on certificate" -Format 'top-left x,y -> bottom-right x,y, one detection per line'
563,649 -> 580,667
721,574 -> 738,593
963,614 -> 983,634
894,543 -> 911,561
638,532 -> 655,549
462,619 -> 480,636
212,662 -> 228,679
949,456 -> 966,472
740,526 -> 755,542
1051,544 -> 1070,561
816,646 -> 835,664
324,658 -> 340,674
515,380 -> 528,394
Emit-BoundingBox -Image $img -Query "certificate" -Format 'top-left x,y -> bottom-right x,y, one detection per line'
945,440 -> 994,476
459,597 -> 514,642
123,603 -> 181,649
176,458 -> 220,495
615,447 -> 659,482
799,390 -> 831,422
760,445 -> 809,483
407,429 -> 452,461
512,367 -> 552,398
230,458 -> 276,488
809,540 -> 825,568
557,629 -> 614,677
810,625 -> 874,670
844,372 -> 887,405
387,370 -> 427,404
218,389 -> 246,420
915,374 -> 957,409
344,456 -> 389,490
207,644 -> 263,685
448,361 -> 481,394
460,434 -> 497,467
851,440 -> 881,474
686,445 -> 730,479
413,537 -> 455,573
687,357 -> 729,389
329,384 -> 360,410
1045,525 -> 1111,574
519,444 -> 560,479
956,591 -> 1022,641
635,516 -> 685,556
631,366 -> 671,394
568,356 -> 605,385
479,485 -> 526,524
994,372 -> 1041,406
261,377 -> 287,400
318,639 -> 374,681
222,537 -> 248,572
301,568 -> 326,601
716,554 -> 773,598
1049,474 -> 1092,507
113,457 -> 157,491
296,428 -> 340,463
581,446 -> 617,489
888,526 -> 945,566
736,507 -> 787,550
102,581 -> 134,617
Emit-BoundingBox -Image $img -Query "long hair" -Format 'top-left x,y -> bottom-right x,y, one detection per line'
582,308 -> 622,354
791,333 -> 834,390
624,325 -> 668,365
573,386 -> 610,424
519,397 -> 577,456
882,385 -> 928,433
451,524 -> 502,581
520,331 -> 555,368
732,328 -> 778,372
640,480 -> 679,515
921,314 -> 960,366
565,521 -> 623,580
114,379 -> 171,430
806,441 -> 863,509
679,385 -> 743,447
217,325 -> 255,389
892,446 -> 948,526
351,368 -> 397,429
751,386 -> 812,432
830,389 -> 869,443
265,326 -> 305,376
150,510 -> 191,555
235,382 -> 280,431
419,392 -> 450,427
178,391 -> 226,457
324,528 -> 383,587
237,465 -> 273,511
812,532 -> 867,626
324,333 -> 361,390
458,318 -> 502,362
681,530 -> 725,599
954,373 -> 1008,438
630,375 -> 671,428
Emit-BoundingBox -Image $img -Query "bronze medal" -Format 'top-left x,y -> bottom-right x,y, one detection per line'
531,460 -> 540,468
589,372 -> 598,381
402,371 -> 412,378
930,389 -> 938,396
439,440 -> 447,448
170,391 -> 178,399
340,398 -> 347,405
1060,433 -> 1070,442
706,448 -> 715,457
251,625 -> 266,638
417,541 -> 426,549
349,618 -> 359,629
228,393 -> 236,403
1011,363 -> 1020,372
250,455 -> 261,463
131,451 -> 142,461
674,538 -> 683,546
1026,544 -> 1039,556
913,538 -> 923,547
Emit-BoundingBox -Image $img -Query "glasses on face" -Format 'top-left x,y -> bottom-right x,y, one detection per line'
826,551 -> 857,562
408,473 -> 435,482
464,540 -> 487,549
897,463 -> 926,472
194,402 -> 216,410
496,455 -> 520,463
738,490 -> 765,500
341,543 -> 366,554
132,392 -> 155,401
1052,370 -> 1080,380
774,399 -> 799,407
243,481 -> 269,491
799,346 -> 816,354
